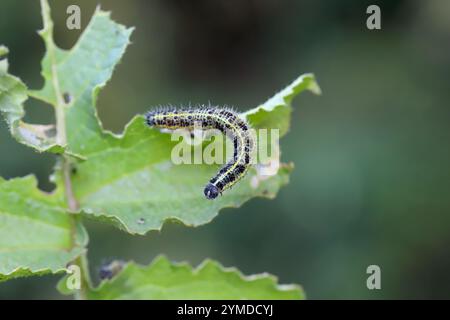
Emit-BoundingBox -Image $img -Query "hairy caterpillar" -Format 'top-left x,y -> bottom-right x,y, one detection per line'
145,106 -> 254,200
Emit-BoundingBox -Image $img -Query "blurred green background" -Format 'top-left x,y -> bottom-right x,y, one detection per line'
1,0 -> 449,299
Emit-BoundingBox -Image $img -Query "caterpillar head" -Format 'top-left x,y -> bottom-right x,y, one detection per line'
145,111 -> 157,126
204,183 -> 219,200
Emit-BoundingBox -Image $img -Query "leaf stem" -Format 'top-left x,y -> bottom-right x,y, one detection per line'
42,0 -> 90,299
62,158 -> 78,211
73,250 -> 91,300
56,88 -> 91,301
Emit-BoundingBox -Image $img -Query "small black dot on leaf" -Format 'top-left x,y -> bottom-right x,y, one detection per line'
63,92 -> 72,104
137,217 -> 145,225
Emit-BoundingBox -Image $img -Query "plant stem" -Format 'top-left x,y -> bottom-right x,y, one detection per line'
73,250 -> 91,300
62,157 -> 78,211
57,104 -> 91,300
51,57 -> 90,301
41,0 -> 90,299
57,101 -> 91,300
62,158 -> 91,300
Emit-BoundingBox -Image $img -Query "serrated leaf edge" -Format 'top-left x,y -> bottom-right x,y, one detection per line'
91,255 -> 305,299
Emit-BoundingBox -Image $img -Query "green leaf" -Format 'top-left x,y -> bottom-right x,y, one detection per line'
75,75 -> 318,234
29,2 -> 133,157
0,45 -> 63,153
0,176 -> 87,281
73,115 -> 294,234
243,73 -> 321,137
86,256 -> 304,299
0,1 -> 133,156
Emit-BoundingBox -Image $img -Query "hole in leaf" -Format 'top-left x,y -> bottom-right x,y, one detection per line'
22,98 -> 55,125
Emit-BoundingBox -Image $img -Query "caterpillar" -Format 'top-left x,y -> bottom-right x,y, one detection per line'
145,106 -> 254,200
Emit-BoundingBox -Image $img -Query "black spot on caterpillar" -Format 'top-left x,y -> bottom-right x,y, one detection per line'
145,105 -> 254,200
